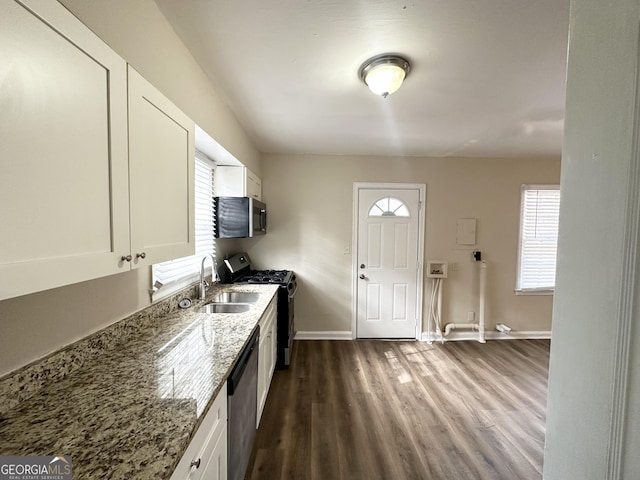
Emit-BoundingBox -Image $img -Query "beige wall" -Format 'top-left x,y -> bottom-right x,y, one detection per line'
244,154 -> 560,336
0,0 -> 253,376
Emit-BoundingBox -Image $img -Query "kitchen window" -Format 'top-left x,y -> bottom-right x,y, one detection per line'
151,151 -> 216,300
516,185 -> 560,294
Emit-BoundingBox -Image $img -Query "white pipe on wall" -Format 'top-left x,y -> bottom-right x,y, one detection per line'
442,260 -> 487,343
478,260 -> 487,343
428,278 -> 444,343
443,322 -> 478,336
436,278 -> 443,341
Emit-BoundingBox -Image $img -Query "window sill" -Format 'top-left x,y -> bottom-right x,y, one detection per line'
150,273 -> 201,303
515,289 -> 554,296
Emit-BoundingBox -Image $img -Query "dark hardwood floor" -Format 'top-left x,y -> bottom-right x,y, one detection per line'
248,339 -> 550,480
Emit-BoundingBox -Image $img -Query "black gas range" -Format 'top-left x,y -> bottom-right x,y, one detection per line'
224,253 -> 297,368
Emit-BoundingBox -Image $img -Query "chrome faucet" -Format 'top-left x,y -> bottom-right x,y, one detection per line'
199,254 -> 219,300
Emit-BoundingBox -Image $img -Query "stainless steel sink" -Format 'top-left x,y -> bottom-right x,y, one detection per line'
211,292 -> 260,304
197,303 -> 252,314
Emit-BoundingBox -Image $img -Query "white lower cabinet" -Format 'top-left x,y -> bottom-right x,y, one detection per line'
195,423 -> 227,480
171,384 -> 227,480
257,298 -> 277,427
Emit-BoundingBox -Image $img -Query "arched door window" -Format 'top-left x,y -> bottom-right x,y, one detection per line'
368,197 -> 410,217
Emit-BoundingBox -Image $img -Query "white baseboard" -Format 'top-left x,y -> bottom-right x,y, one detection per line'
421,330 -> 551,342
294,330 -> 551,342
295,331 -> 353,340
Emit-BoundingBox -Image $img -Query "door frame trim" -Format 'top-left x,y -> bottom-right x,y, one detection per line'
351,182 -> 426,340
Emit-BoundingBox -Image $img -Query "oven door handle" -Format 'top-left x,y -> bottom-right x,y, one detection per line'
288,283 -> 298,299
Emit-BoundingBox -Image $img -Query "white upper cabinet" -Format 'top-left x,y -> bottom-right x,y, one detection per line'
245,168 -> 262,201
0,0 -> 130,300
216,166 -> 262,200
127,66 -> 195,268
0,0 -> 195,300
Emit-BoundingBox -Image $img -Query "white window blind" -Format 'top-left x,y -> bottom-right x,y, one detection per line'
151,151 -> 216,300
517,185 -> 560,293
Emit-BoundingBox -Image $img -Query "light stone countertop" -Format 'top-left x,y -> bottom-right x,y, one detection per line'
0,283 -> 279,479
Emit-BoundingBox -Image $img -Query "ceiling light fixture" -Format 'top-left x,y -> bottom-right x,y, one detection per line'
359,54 -> 411,98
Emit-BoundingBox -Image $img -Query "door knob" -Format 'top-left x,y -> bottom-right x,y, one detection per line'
360,264 -> 366,269
359,274 -> 365,279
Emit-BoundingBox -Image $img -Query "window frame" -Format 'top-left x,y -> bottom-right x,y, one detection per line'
368,196 -> 411,217
516,184 -> 560,295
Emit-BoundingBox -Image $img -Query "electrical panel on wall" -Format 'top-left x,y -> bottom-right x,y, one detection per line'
456,218 -> 477,245
427,261 -> 448,278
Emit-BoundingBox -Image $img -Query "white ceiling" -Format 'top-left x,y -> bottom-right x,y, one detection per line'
155,0 -> 570,158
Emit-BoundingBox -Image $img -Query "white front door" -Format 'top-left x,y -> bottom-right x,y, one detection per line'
355,186 -> 423,338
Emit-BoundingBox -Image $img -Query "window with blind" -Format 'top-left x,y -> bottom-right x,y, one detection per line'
151,151 -> 216,300
516,185 -> 560,293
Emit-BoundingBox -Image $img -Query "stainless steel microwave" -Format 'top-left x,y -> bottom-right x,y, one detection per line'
214,197 -> 267,238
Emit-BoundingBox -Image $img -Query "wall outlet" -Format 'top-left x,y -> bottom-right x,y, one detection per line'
467,311 -> 475,322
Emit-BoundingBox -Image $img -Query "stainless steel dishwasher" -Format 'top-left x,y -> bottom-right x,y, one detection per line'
228,326 -> 259,480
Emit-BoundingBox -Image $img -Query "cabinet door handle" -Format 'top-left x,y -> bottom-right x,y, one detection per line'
121,255 -> 132,262
190,458 -> 201,469
359,274 -> 365,279
136,252 -> 146,259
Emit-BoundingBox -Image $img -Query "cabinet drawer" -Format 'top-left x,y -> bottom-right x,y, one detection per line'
171,383 -> 227,480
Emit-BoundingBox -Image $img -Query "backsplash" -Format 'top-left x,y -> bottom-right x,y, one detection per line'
0,285 -> 200,415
